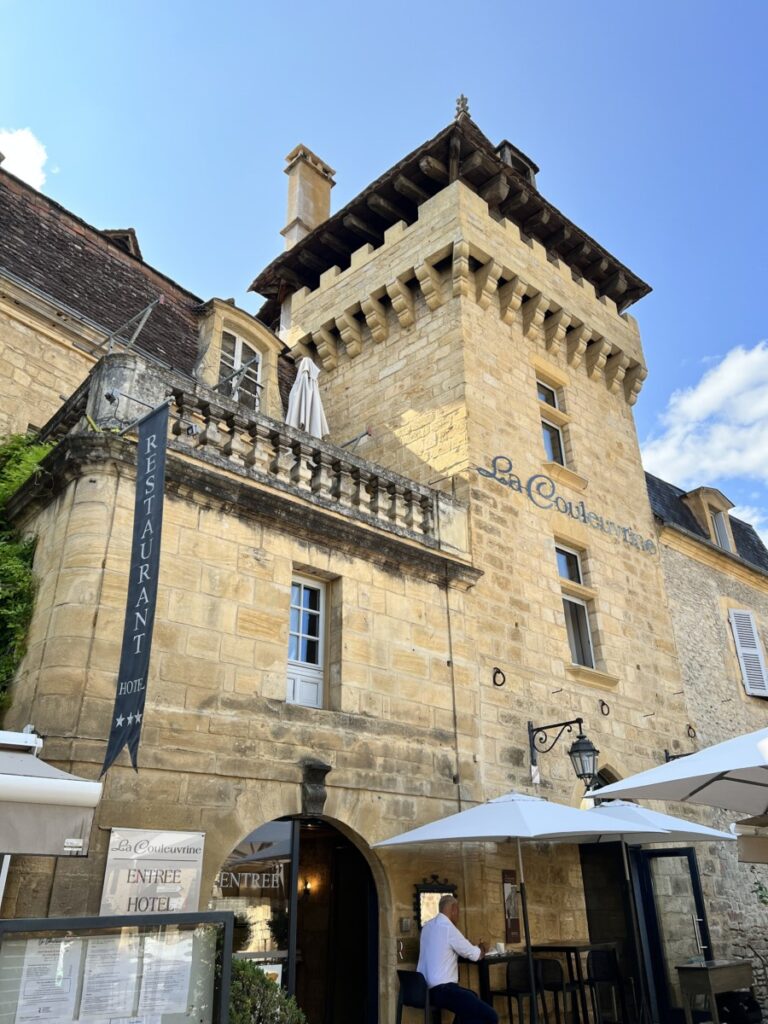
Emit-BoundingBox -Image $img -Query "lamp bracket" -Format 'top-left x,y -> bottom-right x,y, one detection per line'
528,717 -> 584,764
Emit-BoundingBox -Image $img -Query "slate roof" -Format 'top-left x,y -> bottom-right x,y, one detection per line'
645,472 -> 768,573
0,168 -> 203,373
251,113 -> 651,324
0,167 -> 294,409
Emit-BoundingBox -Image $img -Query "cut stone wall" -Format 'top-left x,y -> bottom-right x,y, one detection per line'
658,537 -> 768,1005
3,169 -> 766,1022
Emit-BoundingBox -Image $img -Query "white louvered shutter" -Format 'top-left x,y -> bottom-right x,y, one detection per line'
729,609 -> 768,697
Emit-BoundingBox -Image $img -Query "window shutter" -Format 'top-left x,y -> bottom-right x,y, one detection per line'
728,609 -> 768,697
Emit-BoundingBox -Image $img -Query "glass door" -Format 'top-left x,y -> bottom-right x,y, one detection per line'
635,848 -> 712,1024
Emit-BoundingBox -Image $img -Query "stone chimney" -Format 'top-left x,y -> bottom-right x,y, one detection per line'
281,145 -> 335,249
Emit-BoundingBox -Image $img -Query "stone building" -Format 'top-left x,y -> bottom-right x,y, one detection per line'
0,107 -> 766,1022
645,474 -> 768,994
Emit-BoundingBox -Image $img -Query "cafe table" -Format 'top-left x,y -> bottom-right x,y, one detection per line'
529,940 -> 624,1024
676,959 -> 753,1024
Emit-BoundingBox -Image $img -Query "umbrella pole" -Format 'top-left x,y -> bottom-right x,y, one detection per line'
517,838 -> 539,1024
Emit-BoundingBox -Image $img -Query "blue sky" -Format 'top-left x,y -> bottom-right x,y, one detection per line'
2,0 -> 767,536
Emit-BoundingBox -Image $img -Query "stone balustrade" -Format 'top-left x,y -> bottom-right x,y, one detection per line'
165,383 -> 468,556
40,353 -> 470,562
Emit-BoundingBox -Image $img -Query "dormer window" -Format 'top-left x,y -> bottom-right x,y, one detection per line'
710,509 -> 733,552
219,331 -> 261,412
681,486 -> 737,555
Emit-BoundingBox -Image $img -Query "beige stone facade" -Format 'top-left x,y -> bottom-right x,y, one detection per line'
1,113 -> 767,1022
654,526 -> 768,997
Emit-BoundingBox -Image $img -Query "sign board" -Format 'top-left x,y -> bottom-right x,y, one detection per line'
100,829 -> 205,916
738,834 -> 768,864
0,911 -> 232,1024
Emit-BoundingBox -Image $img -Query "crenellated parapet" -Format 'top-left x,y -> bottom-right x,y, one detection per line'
283,182 -> 648,406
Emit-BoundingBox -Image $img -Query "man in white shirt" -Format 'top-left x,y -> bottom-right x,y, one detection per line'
416,895 -> 498,1023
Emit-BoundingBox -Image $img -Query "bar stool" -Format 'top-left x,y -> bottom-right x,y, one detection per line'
395,970 -> 441,1024
537,958 -> 581,1024
586,950 -> 622,1023
489,956 -> 546,1024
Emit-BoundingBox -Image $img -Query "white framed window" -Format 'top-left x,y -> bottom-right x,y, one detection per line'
537,380 -> 558,408
556,545 -> 595,669
710,509 -> 733,552
542,419 -> 565,466
728,609 -> 768,697
219,331 -> 261,412
287,576 -> 325,708
537,379 -> 567,467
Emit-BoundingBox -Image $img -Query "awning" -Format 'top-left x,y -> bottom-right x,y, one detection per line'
0,734 -> 102,856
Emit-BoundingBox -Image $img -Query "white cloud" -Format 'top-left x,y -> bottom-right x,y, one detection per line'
731,505 -> 768,547
642,341 -> 768,489
0,128 -> 48,189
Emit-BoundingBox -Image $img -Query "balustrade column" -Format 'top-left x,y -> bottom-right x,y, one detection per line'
170,390 -> 196,450
311,450 -> 335,496
333,461 -> 356,505
270,430 -> 296,479
223,414 -> 249,464
420,496 -> 434,535
195,401 -> 222,449
244,421 -> 274,476
291,442 -> 316,490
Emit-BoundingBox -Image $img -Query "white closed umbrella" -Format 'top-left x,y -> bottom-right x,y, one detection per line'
374,790 -> 668,1024
285,357 -> 329,438
596,727 -> 768,815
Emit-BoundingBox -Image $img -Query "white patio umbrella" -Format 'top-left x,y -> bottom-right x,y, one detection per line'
596,727 -> 768,815
374,790 -> 668,1024
579,801 -> 735,1024
582,800 -> 735,846
285,357 -> 329,438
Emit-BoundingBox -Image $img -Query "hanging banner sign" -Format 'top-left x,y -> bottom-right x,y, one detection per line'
99,828 -> 205,915
101,402 -> 170,775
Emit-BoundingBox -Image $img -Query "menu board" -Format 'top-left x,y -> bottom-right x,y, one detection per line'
14,938 -> 81,1023
79,934 -> 140,1019
0,916 -> 227,1024
137,934 -> 192,1016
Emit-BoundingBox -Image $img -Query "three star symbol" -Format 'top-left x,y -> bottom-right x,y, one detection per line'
115,710 -> 143,728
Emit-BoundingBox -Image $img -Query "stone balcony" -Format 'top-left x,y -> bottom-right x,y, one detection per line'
29,352 -> 478,587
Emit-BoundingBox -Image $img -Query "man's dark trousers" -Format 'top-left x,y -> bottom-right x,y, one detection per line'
429,982 -> 499,1024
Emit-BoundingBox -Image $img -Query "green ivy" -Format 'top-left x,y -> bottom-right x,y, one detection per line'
0,435 -> 52,719
229,960 -> 307,1024
751,867 -> 768,907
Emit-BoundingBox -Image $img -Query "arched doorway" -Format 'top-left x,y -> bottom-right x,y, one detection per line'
209,816 -> 378,1024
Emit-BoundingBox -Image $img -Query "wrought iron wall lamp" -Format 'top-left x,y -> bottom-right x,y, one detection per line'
528,717 -> 599,788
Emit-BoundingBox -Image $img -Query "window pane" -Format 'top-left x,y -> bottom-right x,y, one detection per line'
564,598 -> 594,668
289,635 -> 299,661
711,511 -> 732,551
542,421 -> 565,465
291,583 -> 301,606
301,638 -> 319,665
303,610 -> 319,637
289,607 -> 300,634
221,331 -> 237,361
211,819 -> 294,957
303,586 -> 320,612
537,381 -> 557,407
556,547 -> 582,583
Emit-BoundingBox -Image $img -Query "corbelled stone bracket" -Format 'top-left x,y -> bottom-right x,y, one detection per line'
301,758 -> 332,815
